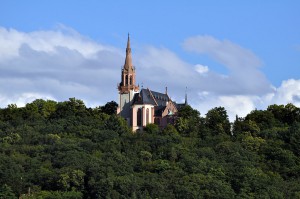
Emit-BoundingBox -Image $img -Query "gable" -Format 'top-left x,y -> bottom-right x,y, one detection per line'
162,101 -> 178,117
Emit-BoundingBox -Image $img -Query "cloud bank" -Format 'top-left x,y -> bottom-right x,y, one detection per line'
0,26 -> 298,120
0,26 -> 123,107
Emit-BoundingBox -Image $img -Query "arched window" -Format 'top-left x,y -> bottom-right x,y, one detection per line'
137,108 -> 142,126
125,75 -> 128,85
146,108 -> 149,125
129,76 -> 132,85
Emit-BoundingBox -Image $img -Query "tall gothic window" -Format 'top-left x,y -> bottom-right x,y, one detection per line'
125,75 -> 128,85
146,108 -> 149,125
137,108 -> 142,126
129,76 -> 132,85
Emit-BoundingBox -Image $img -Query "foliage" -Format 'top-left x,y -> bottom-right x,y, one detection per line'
0,184 -> 16,199
99,101 -> 118,115
205,106 -> 231,135
0,100 -> 299,198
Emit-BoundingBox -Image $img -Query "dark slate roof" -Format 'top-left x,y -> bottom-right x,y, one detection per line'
150,90 -> 170,106
132,88 -> 169,106
132,89 -> 155,105
175,103 -> 186,110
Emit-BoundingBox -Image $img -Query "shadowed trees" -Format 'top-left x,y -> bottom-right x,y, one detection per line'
0,100 -> 300,198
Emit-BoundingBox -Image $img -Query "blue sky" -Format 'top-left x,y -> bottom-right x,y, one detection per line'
0,1 -> 299,119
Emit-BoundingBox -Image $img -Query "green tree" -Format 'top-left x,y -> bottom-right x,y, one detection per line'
175,105 -> 201,136
100,101 -> 118,115
144,123 -> 160,134
0,184 -> 16,199
25,99 -> 57,118
287,122 -> 300,156
205,107 -> 231,136
268,103 -> 300,125
245,109 -> 275,130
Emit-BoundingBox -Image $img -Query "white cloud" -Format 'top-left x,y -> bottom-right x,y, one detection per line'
0,92 -> 56,108
183,35 -> 262,70
0,27 -> 299,122
193,79 -> 300,121
183,35 -> 272,95
195,64 -> 209,74
0,26 -> 123,107
195,93 -> 258,121
136,46 -> 196,81
270,79 -> 300,107
0,26 -> 120,60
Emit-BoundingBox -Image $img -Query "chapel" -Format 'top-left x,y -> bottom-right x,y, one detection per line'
117,34 -> 186,131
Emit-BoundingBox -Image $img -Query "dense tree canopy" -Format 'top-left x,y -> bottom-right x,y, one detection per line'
0,99 -> 300,198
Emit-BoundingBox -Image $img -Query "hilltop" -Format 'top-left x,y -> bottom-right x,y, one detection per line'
0,98 -> 300,198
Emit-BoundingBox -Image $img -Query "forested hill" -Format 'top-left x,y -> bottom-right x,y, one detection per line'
0,98 -> 300,198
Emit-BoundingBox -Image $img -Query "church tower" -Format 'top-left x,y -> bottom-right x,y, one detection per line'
117,34 -> 139,124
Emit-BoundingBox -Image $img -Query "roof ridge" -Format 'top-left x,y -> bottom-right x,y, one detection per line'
147,88 -> 158,106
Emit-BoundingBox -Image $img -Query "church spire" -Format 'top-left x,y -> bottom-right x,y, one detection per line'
124,33 -> 133,71
127,33 -> 130,49
118,34 -> 139,94
185,86 -> 188,105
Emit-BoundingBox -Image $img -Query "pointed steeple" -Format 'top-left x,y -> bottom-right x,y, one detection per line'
118,34 -> 139,94
124,33 -> 133,71
127,33 -> 131,49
